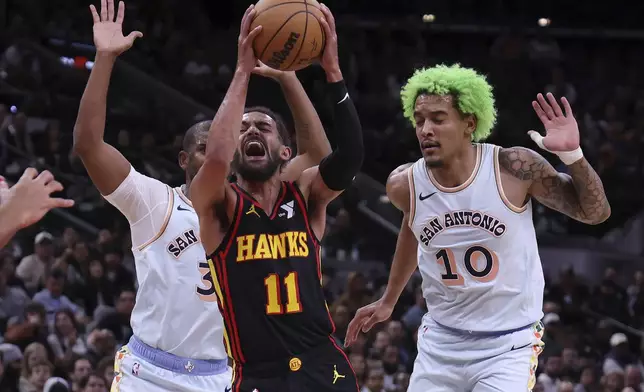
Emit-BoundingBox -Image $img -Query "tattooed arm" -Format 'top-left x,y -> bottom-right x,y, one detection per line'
498,147 -> 610,225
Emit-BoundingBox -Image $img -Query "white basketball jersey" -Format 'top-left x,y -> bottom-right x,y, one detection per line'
408,143 -> 544,332
130,187 -> 227,360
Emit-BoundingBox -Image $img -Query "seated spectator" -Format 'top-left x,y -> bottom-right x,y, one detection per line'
336,272 -> 372,316
67,357 -> 92,392
92,289 -> 134,346
19,357 -> 53,392
0,256 -> 29,335
401,287 -> 426,332
33,269 -> 85,327
82,260 -> 115,317
362,367 -> 385,392
16,232 -> 55,295
47,309 -> 88,365
624,365 -> 644,392
603,333 -> 644,375
4,302 -> 50,351
0,343 -> 23,392
94,356 -> 114,387
77,372 -> 108,392
43,377 -> 70,392
84,330 -> 116,367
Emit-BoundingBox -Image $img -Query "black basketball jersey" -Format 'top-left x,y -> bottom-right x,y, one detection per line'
207,182 -> 335,365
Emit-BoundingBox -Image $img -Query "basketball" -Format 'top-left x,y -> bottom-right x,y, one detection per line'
250,0 -> 325,72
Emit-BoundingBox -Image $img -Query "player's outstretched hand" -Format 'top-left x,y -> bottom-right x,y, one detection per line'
89,0 -> 142,57
252,60 -> 294,82
237,5 -> 262,73
528,92 -> 580,153
344,300 -> 393,347
318,4 -> 342,82
2,168 -> 74,229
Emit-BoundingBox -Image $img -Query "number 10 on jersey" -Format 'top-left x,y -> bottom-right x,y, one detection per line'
264,272 -> 303,315
435,245 -> 499,286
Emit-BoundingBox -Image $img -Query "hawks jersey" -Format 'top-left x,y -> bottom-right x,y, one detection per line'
208,182 -> 334,365
408,143 -> 544,332
127,186 -> 227,360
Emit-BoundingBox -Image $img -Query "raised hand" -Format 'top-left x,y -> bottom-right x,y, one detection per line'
4,168 -> 75,230
237,5 -> 263,73
89,0 -> 142,57
528,93 -> 580,152
252,60 -> 294,82
344,299 -> 393,347
318,4 -> 342,82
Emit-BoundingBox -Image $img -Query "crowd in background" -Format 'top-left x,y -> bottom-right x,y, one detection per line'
0,0 -> 644,391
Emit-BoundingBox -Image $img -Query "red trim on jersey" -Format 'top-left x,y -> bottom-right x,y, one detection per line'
328,336 -> 360,391
269,182 -> 287,219
218,253 -> 246,363
288,182 -> 320,246
231,183 -> 261,208
233,362 -> 243,392
315,243 -> 336,333
222,196 -> 244,259
212,257 -> 243,362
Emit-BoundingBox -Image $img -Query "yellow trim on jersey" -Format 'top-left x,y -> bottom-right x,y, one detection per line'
207,258 -> 233,358
136,186 -> 174,251
493,146 -> 528,213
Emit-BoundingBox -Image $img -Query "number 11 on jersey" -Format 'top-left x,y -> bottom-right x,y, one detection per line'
264,272 -> 303,315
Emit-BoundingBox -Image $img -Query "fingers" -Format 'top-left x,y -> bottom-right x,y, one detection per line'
20,167 -> 38,181
561,96 -> 572,117
115,1 -> 125,24
100,0 -> 108,21
239,5 -> 255,40
545,92 -> 564,117
49,198 -> 75,209
318,14 -> 332,41
344,317 -> 365,347
89,4 -> 100,24
107,0 -> 115,21
531,100 -> 550,124
46,180 -> 64,194
35,170 -> 54,185
362,313 -> 380,333
244,25 -> 262,46
126,31 -> 144,42
320,4 -> 336,33
536,93 -> 555,120
527,130 -> 548,151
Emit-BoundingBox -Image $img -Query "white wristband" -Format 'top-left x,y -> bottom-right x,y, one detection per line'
555,147 -> 584,165
528,131 -> 584,165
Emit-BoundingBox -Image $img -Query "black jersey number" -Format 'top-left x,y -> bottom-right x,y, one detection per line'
264,272 -> 303,315
435,245 -> 499,286
196,261 -> 217,302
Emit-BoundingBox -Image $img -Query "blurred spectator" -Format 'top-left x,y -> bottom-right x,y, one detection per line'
47,309 -> 88,364
16,232 -> 55,294
603,333 -> 644,375
68,357 -> 92,392
32,268 -> 85,327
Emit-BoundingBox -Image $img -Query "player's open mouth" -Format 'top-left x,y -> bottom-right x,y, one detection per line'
244,140 -> 267,160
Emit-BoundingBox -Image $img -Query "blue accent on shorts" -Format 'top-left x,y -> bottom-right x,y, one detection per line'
432,318 -> 534,337
128,335 -> 228,376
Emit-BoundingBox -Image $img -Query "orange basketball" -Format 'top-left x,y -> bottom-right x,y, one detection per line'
250,0 -> 325,71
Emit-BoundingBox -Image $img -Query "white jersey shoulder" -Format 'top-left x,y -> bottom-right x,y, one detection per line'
105,169 -> 226,360
407,143 -> 544,332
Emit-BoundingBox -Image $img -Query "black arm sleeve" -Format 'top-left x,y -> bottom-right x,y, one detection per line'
318,80 -> 364,191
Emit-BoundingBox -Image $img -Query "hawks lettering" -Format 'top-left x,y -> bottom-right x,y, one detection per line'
236,231 -> 309,262
419,210 -> 506,246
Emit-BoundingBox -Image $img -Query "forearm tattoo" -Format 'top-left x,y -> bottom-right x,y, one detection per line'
498,147 -> 610,224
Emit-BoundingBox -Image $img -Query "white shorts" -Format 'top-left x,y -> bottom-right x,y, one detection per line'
111,340 -> 232,392
409,315 -> 544,392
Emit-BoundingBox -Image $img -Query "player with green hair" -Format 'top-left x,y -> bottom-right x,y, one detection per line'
346,63 -> 610,392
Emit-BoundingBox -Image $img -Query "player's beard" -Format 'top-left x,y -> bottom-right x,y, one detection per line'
231,147 -> 285,183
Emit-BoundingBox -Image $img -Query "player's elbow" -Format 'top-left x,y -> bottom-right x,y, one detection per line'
72,127 -> 99,157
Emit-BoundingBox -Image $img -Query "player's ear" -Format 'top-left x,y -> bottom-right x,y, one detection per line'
280,146 -> 292,161
178,150 -> 189,170
463,114 -> 477,138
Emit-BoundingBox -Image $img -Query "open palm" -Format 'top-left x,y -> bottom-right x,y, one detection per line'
529,92 -> 580,152
90,0 -> 142,56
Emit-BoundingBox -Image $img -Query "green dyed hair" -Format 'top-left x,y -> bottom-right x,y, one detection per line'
401,64 -> 497,142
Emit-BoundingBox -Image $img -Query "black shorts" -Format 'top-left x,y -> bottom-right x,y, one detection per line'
232,337 -> 359,392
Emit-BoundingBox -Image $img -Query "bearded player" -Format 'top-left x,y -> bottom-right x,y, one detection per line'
73,1 -> 332,391
191,5 -> 361,392
345,65 -> 610,392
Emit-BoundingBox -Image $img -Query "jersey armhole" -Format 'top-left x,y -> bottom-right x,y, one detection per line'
207,188 -> 243,261
407,166 -> 417,228
289,181 -> 321,245
136,185 -> 174,251
493,146 -> 529,214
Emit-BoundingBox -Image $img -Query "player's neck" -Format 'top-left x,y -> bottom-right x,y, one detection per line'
237,176 -> 283,212
181,182 -> 191,201
428,144 -> 478,188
